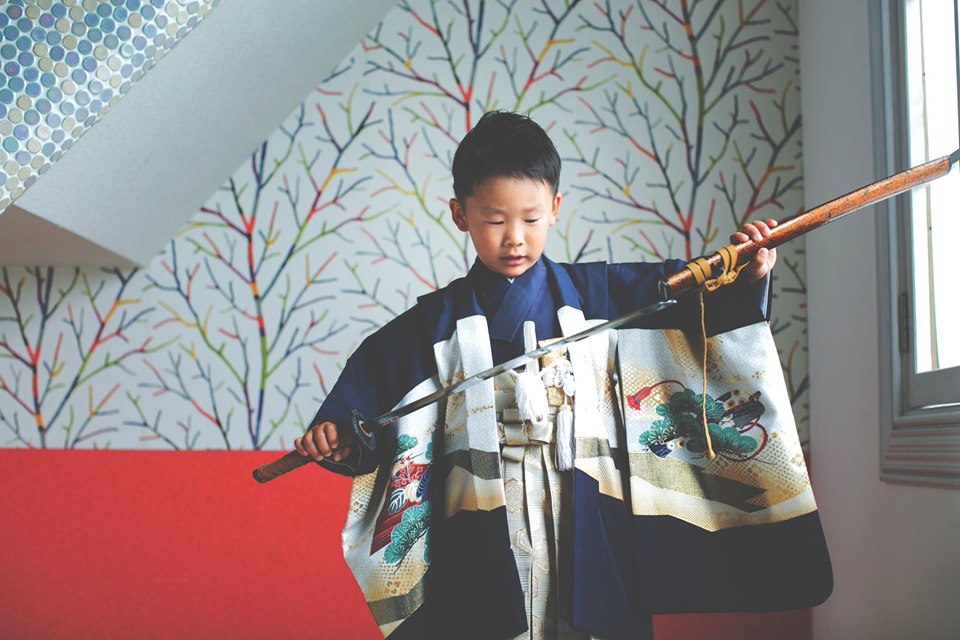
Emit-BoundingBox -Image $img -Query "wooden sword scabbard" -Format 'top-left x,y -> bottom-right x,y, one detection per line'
660,150 -> 959,300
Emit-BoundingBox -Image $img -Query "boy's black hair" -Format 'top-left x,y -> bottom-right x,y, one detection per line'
452,110 -> 561,203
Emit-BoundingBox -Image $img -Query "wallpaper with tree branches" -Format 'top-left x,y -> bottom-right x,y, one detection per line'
0,0 -> 808,451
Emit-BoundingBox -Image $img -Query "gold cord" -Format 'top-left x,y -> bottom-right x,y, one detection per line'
685,244 -> 747,461
698,289 -> 716,461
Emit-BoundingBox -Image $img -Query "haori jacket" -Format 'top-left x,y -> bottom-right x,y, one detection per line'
310,255 -> 832,640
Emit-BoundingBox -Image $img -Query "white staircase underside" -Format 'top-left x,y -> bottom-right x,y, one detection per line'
0,0 -> 398,267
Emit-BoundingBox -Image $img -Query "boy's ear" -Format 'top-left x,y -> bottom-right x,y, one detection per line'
450,198 -> 469,232
548,192 -> 562,226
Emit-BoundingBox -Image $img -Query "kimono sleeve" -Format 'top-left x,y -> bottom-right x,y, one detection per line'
307,305 -> 438,477
605,259 -> 770,334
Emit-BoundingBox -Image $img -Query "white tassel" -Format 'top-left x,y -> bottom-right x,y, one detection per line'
541,359 -> 576,398
555,404 -> 575,471
513,369 -> 549,426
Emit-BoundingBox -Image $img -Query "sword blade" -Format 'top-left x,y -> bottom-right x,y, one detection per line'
252,298 -> 676,483
368,298 -> 677,431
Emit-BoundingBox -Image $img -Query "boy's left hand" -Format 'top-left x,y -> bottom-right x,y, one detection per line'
731,219 -> 778,282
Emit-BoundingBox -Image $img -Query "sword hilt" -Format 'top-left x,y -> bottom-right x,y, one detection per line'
252,410 -> 370,483
253,450 -> 312,483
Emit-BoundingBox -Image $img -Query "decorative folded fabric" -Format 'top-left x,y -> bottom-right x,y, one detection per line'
606,322 -> 833,614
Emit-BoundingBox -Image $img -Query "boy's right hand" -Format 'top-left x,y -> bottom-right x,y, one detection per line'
295,421 -> 353,463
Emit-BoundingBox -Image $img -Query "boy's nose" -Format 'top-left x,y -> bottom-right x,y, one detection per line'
504,224 -> 524,246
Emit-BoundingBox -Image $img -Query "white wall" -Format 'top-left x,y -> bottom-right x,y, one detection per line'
800,2 -> 960,638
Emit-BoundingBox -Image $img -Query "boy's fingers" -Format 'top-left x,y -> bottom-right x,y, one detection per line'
299,423 -> 330,460
735,218 -> 780,246
324,422 -> 339,450
755,219 -> 780,239
296,423 -> 353,462
745,249 -> 767,280
315,428 -> 333,458
298,429 -> 320,459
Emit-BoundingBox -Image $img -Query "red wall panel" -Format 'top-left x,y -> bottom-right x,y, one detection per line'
0,450 -> 809,639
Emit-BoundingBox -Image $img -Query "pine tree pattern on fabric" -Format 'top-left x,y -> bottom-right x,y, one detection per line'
635,385 -> 766,460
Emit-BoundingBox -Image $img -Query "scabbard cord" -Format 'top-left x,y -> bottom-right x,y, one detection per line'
685,243 -> 746,461
684,243 -> 744,292
697,290 -> 716,461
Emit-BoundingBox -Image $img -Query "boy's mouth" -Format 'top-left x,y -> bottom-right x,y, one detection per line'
502,255 -> 525,266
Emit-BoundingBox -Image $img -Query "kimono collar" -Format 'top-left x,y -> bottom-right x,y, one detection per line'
466,258 -> 546,316
540,255 -> 584,312
466,258 -> 547,346
418,255 -> 587,346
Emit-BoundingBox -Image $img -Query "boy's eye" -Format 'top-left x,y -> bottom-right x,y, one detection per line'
485,221 -> 504,226
525,217 -> 542,224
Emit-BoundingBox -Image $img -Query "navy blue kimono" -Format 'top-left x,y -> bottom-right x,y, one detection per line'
312,256 -> 831,640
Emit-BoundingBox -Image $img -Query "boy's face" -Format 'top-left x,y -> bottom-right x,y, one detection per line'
450,176 -> 560,278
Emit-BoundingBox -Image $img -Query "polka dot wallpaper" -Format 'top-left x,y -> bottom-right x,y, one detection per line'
0,0 -> 221,212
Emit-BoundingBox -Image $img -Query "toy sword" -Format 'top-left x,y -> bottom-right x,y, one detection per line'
253,148 -> 959,483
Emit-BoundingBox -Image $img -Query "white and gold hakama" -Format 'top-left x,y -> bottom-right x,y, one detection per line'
494,322 -> 612,640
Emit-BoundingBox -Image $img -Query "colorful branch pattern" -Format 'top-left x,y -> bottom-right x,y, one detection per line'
0,267 -> 157,448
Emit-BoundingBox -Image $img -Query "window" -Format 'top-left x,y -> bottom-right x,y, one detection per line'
873,0 -> 960,488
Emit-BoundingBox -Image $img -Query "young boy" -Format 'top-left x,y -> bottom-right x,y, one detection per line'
296,111 -> 778,640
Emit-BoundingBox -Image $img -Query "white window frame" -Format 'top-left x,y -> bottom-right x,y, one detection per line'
872,0 -> 960,489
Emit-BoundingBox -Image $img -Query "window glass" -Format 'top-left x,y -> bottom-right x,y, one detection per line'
905,0 -> 960,372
